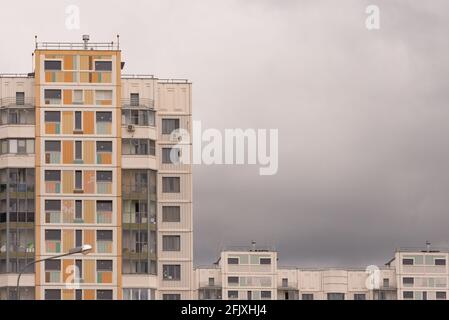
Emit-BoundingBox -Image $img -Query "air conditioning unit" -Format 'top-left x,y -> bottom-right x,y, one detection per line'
127,124 -> 136,133
170,132 -> 182,142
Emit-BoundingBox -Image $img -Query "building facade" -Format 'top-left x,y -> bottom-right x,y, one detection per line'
194,247 -> 449,300
0,37 -> 193,300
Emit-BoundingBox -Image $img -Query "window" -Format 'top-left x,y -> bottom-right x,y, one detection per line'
45,200 -> 61,211
97,290 -> 113,300
97,230 -> 113,241
403,277 -> 414,286
45,260 -> 61,271
436,292 -> 447,300
44,89 -> 62,104
354,294 -> 366,300
45,230 -> 61,241
383,278 -> 389,288
261,291 -> 271,299
163,265 -> 181,281
75,230 -> 82,247
97,260 -> 113,271
45,141 -> 61,152
162,235 -> 181,251
260,258 -> 271,265
97,141 -> 113,153
16,92 -> 25,105
75,170 -> 83,190
403,258 -> 414,265
45,171 -> 61,181
302,294 -> 314,300
162,177 -> 180,193
162,148 -> 180,164
0,139 -> 34,155
122,109 -> 155,126
123,288 -> 153,300
97,171 -> 113,182
435,259 -> 446,266
327,293 -> 345,300
228,277 -> 239,285
95,90 -> 113,104
130,93 -> 139,106
73,90 -> 83,104
75,141 -> 82,160
74,111 -> 82,130
45,111 -> 60,122
95,61 -> 112,71
228,257 -> 239,265
96,112 -> 112,122
97,201 -> 113,212
122,139 -> 155,156
162,206 -> 181,222
228,291 -> 238,299
162,119 -> 180,134
45,289 -> 61,300
209,278 -> 215,286
282,278 -> 288,288
75,289 -> 82,300
163,294 -> 181,300
403,291 -> 414,299
44,60 -> 62,71
75,200 -> 82,220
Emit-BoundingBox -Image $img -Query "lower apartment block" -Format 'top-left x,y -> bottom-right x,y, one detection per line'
194,247 -> 449,301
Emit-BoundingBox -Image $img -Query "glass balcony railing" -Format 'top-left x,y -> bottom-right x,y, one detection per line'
97,182 -> 112,194
97,241 -> 113,254
45,211 -> 60,224
45,271 -> 61,283
97,211 -> 112,224
45,240 -> 61,253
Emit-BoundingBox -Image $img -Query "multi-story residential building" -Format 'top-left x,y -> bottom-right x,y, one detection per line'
194,246 -> 449,300
0,36 -> 193,300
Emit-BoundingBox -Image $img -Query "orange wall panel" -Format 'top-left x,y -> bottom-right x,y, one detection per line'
63,170 -> 74,194
83,111 -> 94,134
84,260 -> 95,284
84,289 -> 95,300
62,259 -> 74,283
84,200 -> 95,224
63,229 -> 74,253
84,141 -> 95,164
62,111 -> 74,134
84,230 -> 95,254
84,170 -> 95,193
63,141 -> 74,164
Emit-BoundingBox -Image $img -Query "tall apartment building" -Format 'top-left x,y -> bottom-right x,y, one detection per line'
194,246 -> 449,300
0,37 -> 193,300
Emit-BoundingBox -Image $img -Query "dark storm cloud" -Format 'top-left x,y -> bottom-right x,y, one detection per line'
1,0 -> 449,267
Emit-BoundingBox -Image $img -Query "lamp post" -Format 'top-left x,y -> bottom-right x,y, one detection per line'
16,244 -> 92,300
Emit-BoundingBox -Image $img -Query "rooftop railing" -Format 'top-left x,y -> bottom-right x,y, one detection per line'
122,74 -> 155,79
0,73 -> 34,78
121,98 -> 154,109
36,41 -> 119,51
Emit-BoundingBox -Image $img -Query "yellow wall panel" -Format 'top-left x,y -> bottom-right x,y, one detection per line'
80,72 -> 89,83
80,56 -> 89,70
84,141 -> 95,164
45,123 -> 56,134
84,170 -> 95,193
63,90 -> 72,105
64,55 -> 73,70
56,71 -> 64,82
62,259 -> 74,283
64,72 -> 73,83
84,231 -> 95,254
85,90 -> 93,105
62,289 -> 74,300
62,111 -> 73,134
63,140 -> 74,164
84,260 -> 95,283
63,170 -> 73,194
62,200 -> 74,223
84,200 -> 95,224
63,229 -> 74,253
83,111 -> 94,134
84,289 -> 95,300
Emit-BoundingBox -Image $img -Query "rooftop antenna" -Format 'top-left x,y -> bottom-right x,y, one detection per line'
117,34 -> 120,50
83,35 -> 90,50
34,35 -> 37,49
426,241 -> 431,252
251,240 -> 256,252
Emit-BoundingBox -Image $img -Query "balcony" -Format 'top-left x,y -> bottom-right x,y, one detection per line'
45,271 -> 61,283
97,241 -> 113,254
45,181 -> 61,194
45,211 -> 60,224
45,240 -> 61,253
0,97 -> 34,109
97,182 -> 112,194
97,211 -> 112,224
45,152 -> 61,164
121,98 -> 154,110
97,152 -> 112,165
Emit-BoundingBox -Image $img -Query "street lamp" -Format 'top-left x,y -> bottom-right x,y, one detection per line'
16,244 -> 92,300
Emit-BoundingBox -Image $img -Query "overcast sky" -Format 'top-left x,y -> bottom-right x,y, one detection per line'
1,0 -> 449,268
